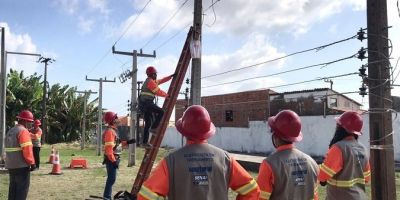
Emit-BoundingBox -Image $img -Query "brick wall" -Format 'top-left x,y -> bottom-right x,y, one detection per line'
175,90 -> 271,127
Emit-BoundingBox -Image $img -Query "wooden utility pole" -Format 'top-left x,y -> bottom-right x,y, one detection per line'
39,57 -> 55,144
75,90 -> 97,150
86,76 -> 115,156
367,0 -> 396,199
190,0 -> 202,105
112,46 -> 156,166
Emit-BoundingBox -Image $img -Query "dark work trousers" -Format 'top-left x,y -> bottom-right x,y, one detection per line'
33,147 -> 41,169
141,100 -> 164,144
8,167 -> 30,200
103,158 -> 119,200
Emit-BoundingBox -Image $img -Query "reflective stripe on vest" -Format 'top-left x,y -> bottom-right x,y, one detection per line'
265,148 -> 318,200
165,144 -> 231,200
5,125 -> 30,169
139,185 -> 165,200
140,78 -> 156,101
327,178 -> 365,187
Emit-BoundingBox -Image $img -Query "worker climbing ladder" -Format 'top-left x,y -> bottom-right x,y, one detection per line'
112,27 -> 194,200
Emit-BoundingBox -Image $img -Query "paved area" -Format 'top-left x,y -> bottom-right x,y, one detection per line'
230,153 -> 265,172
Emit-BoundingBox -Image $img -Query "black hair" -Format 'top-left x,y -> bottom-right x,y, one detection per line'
328,125 -> 358,148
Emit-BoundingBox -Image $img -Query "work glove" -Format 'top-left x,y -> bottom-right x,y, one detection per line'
170,73 -> 176,78
320,181 -> 327,186
29,164 -> 36,171
127,138 -> 136,144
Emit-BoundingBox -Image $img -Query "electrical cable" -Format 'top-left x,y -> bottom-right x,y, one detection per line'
205,0 -> 217,27
201,34 -> 358,79
141,0 -> 190,49
203,72 -> 358,90
114,0 -> 152,46
202,54 -> 357,88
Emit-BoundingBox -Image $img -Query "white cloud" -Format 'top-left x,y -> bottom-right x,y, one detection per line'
200,33 -> 287,95
115,0 -> 192,40
78,17 -> 95,34
53,0 -> 79,15
87,0 -> 110,14
0,22 -> 40,75
202,0 -> 365,37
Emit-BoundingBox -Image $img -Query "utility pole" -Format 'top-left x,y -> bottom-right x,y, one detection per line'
38,57 -> 55,144
0,27 -> 5,162
75,90 -> 97,150
190,0 -> 202,105
0,48 -> 41,160
112,46 -> 156,167
367,0 -> 396,199
86,76 -> 115,156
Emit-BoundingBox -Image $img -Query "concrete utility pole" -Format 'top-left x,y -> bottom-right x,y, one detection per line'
86,76 -> 115,156
0,27 -> 5,161
0,49 -> 40,160
190,0 -> 202,105
367,0 -> 396,199
112,46 -> 156,167
75,90 -> 97,150
38,57 -> 55,144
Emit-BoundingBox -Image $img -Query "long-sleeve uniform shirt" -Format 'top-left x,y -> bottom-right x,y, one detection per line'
257,144 -> 319,200
319,136 -> 371,200
5,124 -> 35,169
103,125 -> 120,162
30,127 -> 42,147
138,140 -> 260,200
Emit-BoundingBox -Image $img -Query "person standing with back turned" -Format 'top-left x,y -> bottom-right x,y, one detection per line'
138,105 -> 260,200
30,119 -> 42,169
5,110 -> 36,200
139,66 -> 174,147
319,111 -> 371,200
257,110 -> 319,200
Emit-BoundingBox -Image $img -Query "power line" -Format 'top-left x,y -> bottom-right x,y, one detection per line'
155,23 -> 191,50
265,72 -> 358,89
82,0 -> 152,85
201,34 -> 358,79
114,0 -> 152,46
204,0 -> 221,12
141,0 -> 190,49
202,54 -> 357,88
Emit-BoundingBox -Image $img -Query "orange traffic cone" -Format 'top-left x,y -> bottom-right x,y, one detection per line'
47,146 -> 55,164
49,151 -> 62,175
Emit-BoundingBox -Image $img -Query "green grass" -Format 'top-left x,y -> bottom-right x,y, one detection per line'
1,144 -> 400,199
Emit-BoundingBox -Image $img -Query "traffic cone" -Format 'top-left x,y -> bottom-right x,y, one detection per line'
47,146 -> 55,164
49,151 -> 62,175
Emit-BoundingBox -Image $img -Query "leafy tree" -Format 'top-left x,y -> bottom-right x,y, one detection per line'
6,69 -> 98,144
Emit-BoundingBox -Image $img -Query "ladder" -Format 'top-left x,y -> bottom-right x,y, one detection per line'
114,27 -> 193,200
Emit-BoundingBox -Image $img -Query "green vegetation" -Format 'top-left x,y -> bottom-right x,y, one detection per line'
6,69 -> 98,143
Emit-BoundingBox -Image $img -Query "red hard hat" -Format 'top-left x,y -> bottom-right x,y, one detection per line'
176,105 -> 215,141
103,111 -> 118,124
34,119 -> 41,126
336,111 -> 363,135
16,110 -> 34,122
268,110 -> 303,142
146,66 -> 157,76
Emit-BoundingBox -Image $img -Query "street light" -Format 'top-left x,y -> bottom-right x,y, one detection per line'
0,28 -> 41,161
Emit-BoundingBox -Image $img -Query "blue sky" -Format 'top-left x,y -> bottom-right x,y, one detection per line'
1,0 -> 400,116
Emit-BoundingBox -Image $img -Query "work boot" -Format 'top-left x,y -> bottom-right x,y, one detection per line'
141,143 -> 152,149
